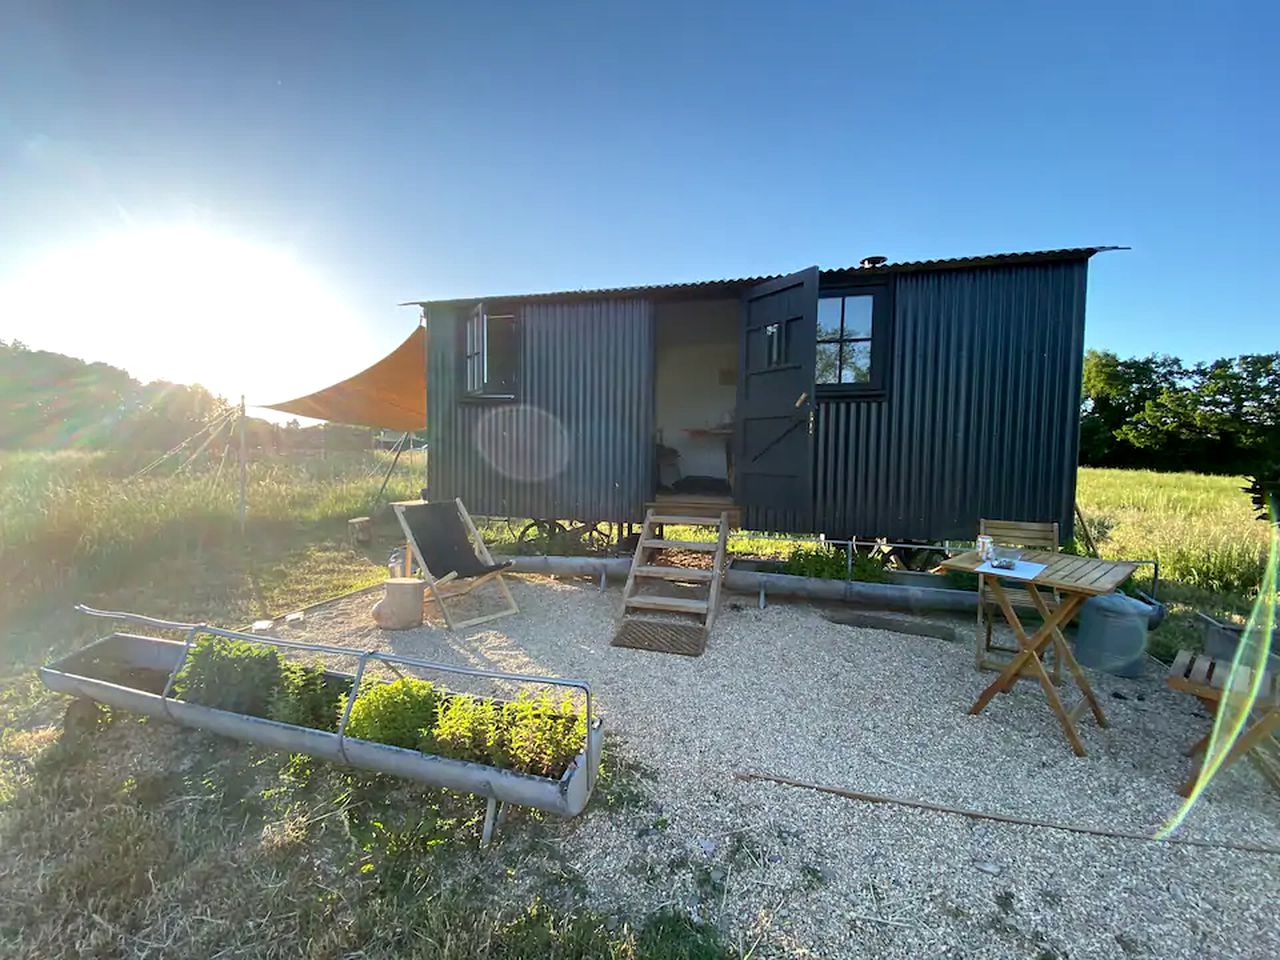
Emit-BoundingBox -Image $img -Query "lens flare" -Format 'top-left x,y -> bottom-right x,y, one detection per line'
474,405 -> 571,483
1159,492 -> 1279,836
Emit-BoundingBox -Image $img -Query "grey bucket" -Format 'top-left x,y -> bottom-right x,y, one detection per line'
1073,593 -> 1158,678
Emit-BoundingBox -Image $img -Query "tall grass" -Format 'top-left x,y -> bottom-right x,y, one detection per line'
0,450 -> 425,619
1076,468 -> 1268,597
3,454 -> 1268,637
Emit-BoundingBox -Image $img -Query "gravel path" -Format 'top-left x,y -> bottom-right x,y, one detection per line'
289,575 -> 1280,959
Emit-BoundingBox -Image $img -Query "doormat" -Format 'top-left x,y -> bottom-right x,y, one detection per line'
612,618 -> 707,657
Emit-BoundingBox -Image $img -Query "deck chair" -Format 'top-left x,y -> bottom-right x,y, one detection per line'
1167,650 -> 1280,796
975,519 -> 1061,677
392,499 -> 519,630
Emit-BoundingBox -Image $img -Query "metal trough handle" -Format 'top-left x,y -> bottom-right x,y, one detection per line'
159,623 -> 205,724
74,605 -> 593,737
335,651 -> 373,764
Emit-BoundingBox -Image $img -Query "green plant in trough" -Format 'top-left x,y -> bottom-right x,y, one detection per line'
268,660 -> 346,731
424,691 -> 587,779
172,634 -> 283,717
849,550 -> 891,583
433,694 -> 503,764
500,692 -> 588,779
782,543 -> 890,582
344,677 -> 439,749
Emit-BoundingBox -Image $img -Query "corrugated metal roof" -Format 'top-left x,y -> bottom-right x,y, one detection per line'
407,246 -> 1125,308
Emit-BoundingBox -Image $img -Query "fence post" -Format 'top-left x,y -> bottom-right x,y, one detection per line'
238,396 -> 247,535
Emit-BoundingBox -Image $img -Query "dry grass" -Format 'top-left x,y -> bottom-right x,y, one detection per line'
0,449 -> 427,625
0,712 -> 729,959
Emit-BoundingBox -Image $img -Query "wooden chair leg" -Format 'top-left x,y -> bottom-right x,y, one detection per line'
1186,730 -> 1212,758
430,571 -> 519,629
1181,710 -> 1280,797
975,596 -> 988,671
1248,744 -> 1280,792
495,572 -> 519,614
426,577 -> 455,629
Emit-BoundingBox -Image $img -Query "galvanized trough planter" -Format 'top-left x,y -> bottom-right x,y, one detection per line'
41,607 -> 603,844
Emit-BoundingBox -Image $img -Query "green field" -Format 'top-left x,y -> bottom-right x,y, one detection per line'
1076,468 -> 1268,658
0,453 -> 1271,957
0,449 -> 427,666
1,454 -> 1269,666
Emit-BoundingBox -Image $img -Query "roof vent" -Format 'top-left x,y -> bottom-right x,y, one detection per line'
860,255 -> 888,268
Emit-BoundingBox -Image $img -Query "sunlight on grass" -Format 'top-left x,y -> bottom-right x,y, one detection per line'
1076,468 -> 1268,661
0,450 -> 423,621
1076,468 -> 1268,596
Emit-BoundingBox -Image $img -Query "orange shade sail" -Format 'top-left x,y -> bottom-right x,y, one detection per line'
262,326 -> 427,431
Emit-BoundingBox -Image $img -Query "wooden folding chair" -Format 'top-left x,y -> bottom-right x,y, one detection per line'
976,519 -> 1061,677
392,498 -> 519,630
1167,650 -> 1280,796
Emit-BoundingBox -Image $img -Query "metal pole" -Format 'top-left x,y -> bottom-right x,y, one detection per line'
374,432 -> 408,506
238,396 -> 247,535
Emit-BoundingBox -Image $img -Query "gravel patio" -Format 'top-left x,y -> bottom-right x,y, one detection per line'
291,574 -> 1280,960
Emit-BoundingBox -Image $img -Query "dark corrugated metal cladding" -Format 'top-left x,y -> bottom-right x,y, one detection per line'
788,259 -> 1087,541
426,299 -> 655,521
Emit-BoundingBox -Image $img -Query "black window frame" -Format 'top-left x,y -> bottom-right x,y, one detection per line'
815,281 -> 892,400
462,301 -> 519,401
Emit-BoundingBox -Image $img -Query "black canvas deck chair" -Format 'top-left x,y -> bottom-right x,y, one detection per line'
391,499 -> 518,629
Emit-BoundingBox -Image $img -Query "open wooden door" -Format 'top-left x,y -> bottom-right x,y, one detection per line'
735,267 -> 818,526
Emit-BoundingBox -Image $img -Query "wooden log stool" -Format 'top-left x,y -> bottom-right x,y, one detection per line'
371,577 -> 426,630
348,516 -> 372,547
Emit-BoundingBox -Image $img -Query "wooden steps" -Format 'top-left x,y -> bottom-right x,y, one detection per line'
648,513 -> 724,525
634,565 -> 714,582
645,495 -> 740,529
625,595 -> 709,614
614,507 -> 730,655
640,538 -> 718,552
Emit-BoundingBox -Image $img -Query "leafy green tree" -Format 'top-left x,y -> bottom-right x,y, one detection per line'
1078,350 -> 1184,466
1118,354 -> 1280,473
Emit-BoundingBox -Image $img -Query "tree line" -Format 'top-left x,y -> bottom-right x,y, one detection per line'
4,339 -> 1275,476
0,339 -> 376,452
1079,350 -> 1279,476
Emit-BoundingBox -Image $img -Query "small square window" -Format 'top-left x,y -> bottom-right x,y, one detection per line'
816,287 -> 888,395
842,340 -> 872,384
464,303 -> 518,397
764,322 -> 785,367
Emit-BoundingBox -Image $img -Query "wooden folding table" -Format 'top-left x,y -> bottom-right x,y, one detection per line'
940,550 -> 1137,756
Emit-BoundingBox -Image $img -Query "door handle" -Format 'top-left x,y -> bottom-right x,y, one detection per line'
794,391 -> 808,408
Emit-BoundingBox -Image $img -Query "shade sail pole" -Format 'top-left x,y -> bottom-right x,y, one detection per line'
238,396 -> 247,535
374,432 -> 408,506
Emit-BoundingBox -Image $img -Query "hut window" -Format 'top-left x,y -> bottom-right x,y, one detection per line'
816,284 -> 890,397
464,304 -> 518,398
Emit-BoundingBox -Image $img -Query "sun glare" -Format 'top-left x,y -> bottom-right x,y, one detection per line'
0,226 -> 380,407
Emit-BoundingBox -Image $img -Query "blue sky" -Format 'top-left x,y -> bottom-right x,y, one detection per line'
0,1 -> 1274,399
